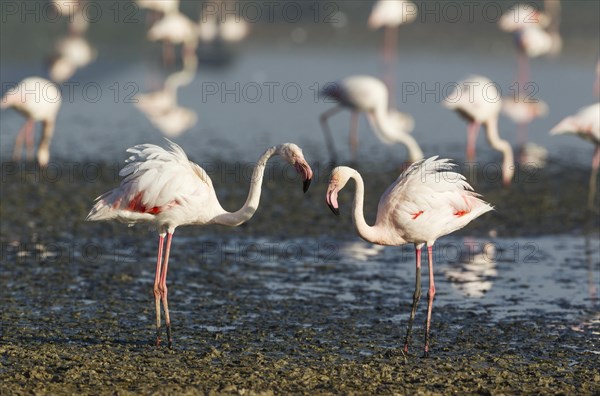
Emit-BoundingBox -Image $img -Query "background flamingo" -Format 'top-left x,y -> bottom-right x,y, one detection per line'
325,157 -> 493,356
49,35 -> 97,83
147,10 -> 199,67
502,96 -> 549,165
0,77 -> 62,166
367,0 -> 417,106
86,140 -> 313,348
320,75 -> 422,164
498,2 -> 560,149
550,103 -> 600,208
443,75 -> 514,186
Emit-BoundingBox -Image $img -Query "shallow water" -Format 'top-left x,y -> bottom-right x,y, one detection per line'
1,1 -> 600,393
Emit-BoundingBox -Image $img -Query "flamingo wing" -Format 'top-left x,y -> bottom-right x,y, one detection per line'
376,157 -> 492,240
86,139 -> 212,223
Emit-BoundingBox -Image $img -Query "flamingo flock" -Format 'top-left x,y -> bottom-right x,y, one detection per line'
1,0 -> 597,357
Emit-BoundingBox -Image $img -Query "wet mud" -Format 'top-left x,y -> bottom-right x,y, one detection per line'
1,160 -> 599,394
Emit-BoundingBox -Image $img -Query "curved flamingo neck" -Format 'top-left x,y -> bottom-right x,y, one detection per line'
348,171 -> 387,244
484,117 -> 514,185
368,108 -> 423,162
213,146 -> 278,227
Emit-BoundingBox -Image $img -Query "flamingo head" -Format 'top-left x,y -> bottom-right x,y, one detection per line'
0,88 -> 18,109
326,166 -> 354,216
277,143 -> 314,193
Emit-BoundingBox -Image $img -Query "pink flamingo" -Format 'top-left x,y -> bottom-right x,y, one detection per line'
0,77 -> 62,166
550,103 -> 600,207
368,0 -> 417,106
320,75 -> 422,164
326,157 -> 493,356
86,140 -> 313,348
147,10 -> 198,67
502,96 -> 549,165
444,75 -> 514,186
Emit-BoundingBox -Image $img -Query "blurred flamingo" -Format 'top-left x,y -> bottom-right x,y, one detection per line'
594,60 -> 600,98
320,75 -> 422,164
49,35 -> 97,83
86,140 -> 313,348
444,75 -> 514,186
0,77 -> 62,166
550,103 -> 600,207
326,157 -> 493,356
50,0 -> 89,34
135,49 -> 197,114
147,10 -> 199,67
502,96 -> 549,165
368,0 -> 417,106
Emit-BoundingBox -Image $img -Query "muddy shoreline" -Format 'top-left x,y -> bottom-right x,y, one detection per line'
1,159 -> 599,394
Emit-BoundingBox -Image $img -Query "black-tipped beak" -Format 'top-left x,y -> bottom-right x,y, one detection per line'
303,178 -> 312,193
328,203 -> 340,216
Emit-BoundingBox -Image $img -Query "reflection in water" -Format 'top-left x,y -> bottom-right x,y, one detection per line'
444,240 -> 497,298
135,50 -> 198,137
145,105 -> 198,138
501,97 -> 549,168
339,240 -> 385,262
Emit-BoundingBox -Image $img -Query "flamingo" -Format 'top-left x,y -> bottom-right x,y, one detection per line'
135,48 -> 197,116
594,60 -> 600,98
86,140 -> 314,348
550,103 -> 600,207
136,0 -> 180,15
502,96 -> 549,165
147,10 -> 199,67
320,75 -> 422,164
49,35 -> 97,83
443,75 -> 514,186
0,77 -> 62,166
367,0 -> 417,105
50,0 -> 89,34
325,157 -> 493,356
498,3 -> 550,34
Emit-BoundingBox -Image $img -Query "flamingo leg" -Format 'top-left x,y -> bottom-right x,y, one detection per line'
12,119 -> 34,162
383,25 -> 398,108
588,145 -> 600,209
517,51 -> 530,89
424,245 -> 436,357
24,119 -> 35,161
159,232 -> 174,349
163,42 -> 176,69
319,106 -> 343,165
517,122 -> 529,147
349,111 -> 359,163
153,234 -> 165,346
466,122 -> 480,162
403,246 -> 422,353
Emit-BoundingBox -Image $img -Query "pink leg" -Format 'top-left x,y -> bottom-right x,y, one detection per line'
517,122 -> 529,147
424,245 -> 436,357
588,145 -> 600,208
25,119 -> 35,161
466,122 -> 480,162
320,106 -> 343,165
383,26 -> 398,108
163,42 -> 176,69
349,111 -> 359,163
159,232 -> 174,348
12,119 -> 34,162
153,234 -> 165,346
403,246 -> 422,353
517,51 -> 530,89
